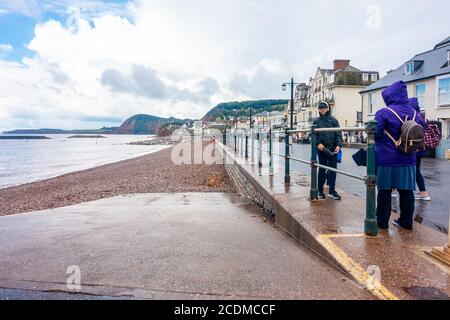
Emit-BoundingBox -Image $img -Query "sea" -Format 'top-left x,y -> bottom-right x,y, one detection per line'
0,134 -> 168,189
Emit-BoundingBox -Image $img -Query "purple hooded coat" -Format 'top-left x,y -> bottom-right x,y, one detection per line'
375,81 -> 417,167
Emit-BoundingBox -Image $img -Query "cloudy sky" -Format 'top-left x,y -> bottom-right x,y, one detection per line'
0,0 -> 449,131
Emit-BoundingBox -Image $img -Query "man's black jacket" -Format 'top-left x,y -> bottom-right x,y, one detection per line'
312,112 -> 343,150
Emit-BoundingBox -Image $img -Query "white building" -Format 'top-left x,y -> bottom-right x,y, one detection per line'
360,36 -> 450,158
267,111 -> 286,130
298,60 -> 379,131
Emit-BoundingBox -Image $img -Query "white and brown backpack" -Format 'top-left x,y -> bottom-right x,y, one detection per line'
384,107 -> 426,154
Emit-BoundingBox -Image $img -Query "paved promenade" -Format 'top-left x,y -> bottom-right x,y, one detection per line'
0,193 -> 373,300
287,143 -> 449,233
225,141 -> 449,300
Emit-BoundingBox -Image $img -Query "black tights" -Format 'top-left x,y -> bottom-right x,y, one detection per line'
376,190 -> 415,229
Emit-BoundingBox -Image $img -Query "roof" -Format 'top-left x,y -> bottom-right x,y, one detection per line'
361,37 -> 450,93
435,36 -> 450,49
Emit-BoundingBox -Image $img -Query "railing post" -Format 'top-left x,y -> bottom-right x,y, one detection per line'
245,132 -> 249,159
284,128 -> 290,184
222,131 -> 226,146
251,129 -> 255,165
238,132 -> 242,157
258,131 -> 263,168
365,120 -> 378,237
269,129 -> 274,176
310,125 -> 319,200
241,132 -> 244,158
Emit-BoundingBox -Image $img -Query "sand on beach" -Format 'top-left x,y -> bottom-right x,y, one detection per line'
0,143 -> 236,216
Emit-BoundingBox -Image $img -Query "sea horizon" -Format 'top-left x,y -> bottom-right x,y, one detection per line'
0,134 -> 166,189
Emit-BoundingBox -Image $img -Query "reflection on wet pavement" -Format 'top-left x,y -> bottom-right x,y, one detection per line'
258,142 -> 449,234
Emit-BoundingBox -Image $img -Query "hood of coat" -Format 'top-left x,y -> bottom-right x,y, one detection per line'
382,81 -> 409,107
408,97 -> 420,112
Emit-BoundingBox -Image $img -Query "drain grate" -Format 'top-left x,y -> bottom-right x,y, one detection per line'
404,286 -> 449,300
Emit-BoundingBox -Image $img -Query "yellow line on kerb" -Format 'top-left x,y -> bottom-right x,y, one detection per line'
316,234 -> 399,300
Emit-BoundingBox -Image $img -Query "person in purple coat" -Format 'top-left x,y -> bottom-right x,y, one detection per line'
409,97 -> 431,201
375,81 -> 417,230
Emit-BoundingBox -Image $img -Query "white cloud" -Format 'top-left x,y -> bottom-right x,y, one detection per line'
0,0 -> 450,131
0,44 -> 13,52
0,0 -> 131,20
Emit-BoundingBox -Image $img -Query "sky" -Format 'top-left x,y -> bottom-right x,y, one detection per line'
0,0 -> 449,131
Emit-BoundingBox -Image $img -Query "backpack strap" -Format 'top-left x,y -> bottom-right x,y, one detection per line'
385,107 -> 404,124
384,129 -> 401,147
383,107 -> 405,147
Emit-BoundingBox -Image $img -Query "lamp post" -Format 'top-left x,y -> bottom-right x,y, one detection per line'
282,79 -> 308,130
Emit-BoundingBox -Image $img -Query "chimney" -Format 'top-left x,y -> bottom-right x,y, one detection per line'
333,59 -> 350,71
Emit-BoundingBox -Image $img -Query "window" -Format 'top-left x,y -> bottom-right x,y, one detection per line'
405,62 -> 414,75
369,93 -> 376,114
362,73 -> 369,81
415,83 -> 426,110
371,74 -> 378,81
329,74 -> 335,83
438,77 -> 450,107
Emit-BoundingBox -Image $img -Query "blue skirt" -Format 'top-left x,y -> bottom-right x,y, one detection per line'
377,166 -> 416,191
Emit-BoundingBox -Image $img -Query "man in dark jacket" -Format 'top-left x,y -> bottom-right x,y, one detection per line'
313,101 -> 343,200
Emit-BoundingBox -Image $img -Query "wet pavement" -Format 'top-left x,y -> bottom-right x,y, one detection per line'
0,193 -> 373,300
226,142 -> 450,300
253,141 -> 449,233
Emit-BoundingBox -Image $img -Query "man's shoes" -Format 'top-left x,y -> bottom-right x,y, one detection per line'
318,192 -> 326,199
393,219 -> 413,231
328,191 -> 342,200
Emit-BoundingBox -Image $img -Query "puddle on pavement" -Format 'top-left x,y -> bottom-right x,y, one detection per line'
403,286 -> 449,300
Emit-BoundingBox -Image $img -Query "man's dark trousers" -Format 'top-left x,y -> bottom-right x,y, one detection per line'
318,150 -> 338,194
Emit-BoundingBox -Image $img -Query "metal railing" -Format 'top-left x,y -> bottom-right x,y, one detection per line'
225,121 -> 378,237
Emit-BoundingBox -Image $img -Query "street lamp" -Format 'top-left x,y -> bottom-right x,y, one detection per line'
282,78 -> 306,130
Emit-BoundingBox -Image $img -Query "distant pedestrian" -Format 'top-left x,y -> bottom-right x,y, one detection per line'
409,97 -> 430,201
313,101 -> 343,200
375,81 -> 418,231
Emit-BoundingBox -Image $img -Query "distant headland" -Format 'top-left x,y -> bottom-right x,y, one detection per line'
0,135 -> 51,140
2,99 -> 288,136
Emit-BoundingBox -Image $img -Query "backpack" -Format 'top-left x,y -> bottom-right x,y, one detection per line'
384,107 -> 426,154
424,123 -> 441,149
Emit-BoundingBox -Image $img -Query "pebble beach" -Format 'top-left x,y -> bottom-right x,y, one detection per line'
0,142 -> 235,216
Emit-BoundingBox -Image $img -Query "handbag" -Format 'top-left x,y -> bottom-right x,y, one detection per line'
352,148 -> 367,167
424,123 -> 441,149
337,150 -> 343,163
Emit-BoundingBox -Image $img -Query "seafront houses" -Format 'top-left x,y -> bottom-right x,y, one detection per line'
360,37 -> 450,158
268,111 -> 286,130
297,60 -> 379,135
253,112 -> 269,131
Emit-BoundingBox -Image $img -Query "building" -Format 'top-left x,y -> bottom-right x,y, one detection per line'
268,111 -> 286,130
360,37 -> 450,157
253,112 -> 269,131
286,83 -> 310,129
298,60 -> 379,130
